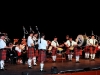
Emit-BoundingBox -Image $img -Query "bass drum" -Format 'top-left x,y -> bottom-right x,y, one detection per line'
76,35 -> 87,47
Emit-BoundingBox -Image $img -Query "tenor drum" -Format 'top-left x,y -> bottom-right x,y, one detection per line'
57,48 -> 63,55
76,35 -> 87,47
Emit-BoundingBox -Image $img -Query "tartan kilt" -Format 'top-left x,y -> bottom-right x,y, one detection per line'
74,48 -> 82,56
66,48 -> 73,54
84,46 -> 90,53
51,48 -> 57,56
0,49 -> 6,60
27,47 -> 35,58
35,50 -> 39,57
89,46 -> 96,54
38,50 -> 46,62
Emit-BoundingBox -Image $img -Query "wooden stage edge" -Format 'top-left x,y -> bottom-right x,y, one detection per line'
0,58 -> 100,75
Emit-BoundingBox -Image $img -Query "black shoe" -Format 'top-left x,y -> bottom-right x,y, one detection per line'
33,64 -> 37,66
0,69 -> 7,71
40,70 -> 46,72
76,61 -> 80,63
91,59 -> 95,61
52,61 -> 56,63
28,67 -> 32,69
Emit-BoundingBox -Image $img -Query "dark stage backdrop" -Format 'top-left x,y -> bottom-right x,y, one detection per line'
0,11 -> 99,42
0,2 -> 100,42
0,24 -> 99,43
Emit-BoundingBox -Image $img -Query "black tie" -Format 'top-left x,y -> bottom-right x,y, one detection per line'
70,41 -> 72,46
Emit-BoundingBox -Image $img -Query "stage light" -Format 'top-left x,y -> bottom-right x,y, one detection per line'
51,66 -> 58,74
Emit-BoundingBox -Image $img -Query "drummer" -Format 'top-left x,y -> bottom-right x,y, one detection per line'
84,36 -> 90,59
51,36 -> 59,62
89,35 -> 98,60
65,37 -> 77,61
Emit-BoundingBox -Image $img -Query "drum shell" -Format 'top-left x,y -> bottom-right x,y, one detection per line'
77,35 -> 87,47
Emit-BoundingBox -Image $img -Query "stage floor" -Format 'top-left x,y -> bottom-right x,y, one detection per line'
0,58 -> 100,75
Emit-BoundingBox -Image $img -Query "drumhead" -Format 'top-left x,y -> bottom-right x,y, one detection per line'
77,35 -> 87,47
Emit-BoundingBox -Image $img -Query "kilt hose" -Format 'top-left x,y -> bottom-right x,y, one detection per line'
0,49 -> 7,60
38,50 -> 46,62
27,47 -> 35,58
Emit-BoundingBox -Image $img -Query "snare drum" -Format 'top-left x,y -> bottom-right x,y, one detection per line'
57,48 -> 63,55
76,35 -> 87,47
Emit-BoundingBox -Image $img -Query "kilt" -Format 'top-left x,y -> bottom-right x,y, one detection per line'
52,48 -> 57,56
35,50 -> 39,57
66,48 -> 73,54
89,46 -> 96,54
74,48 -> 82,56
0,49 -> 6,60
38,50 -> 46,62
84,46 -> 90,53
27,47 -> 35,58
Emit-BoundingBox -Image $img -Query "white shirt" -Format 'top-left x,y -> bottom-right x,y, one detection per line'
86,39 -> 90,46
33,36 -> 37,41
0,39 -> 6,49
38,38 -> 48,50
33,36 -> 38,45
27,36 -> 34,47
15,46 -> 21,52
89,39 -> 97,45
51,41 -> 59,47
65,40 -> 77,47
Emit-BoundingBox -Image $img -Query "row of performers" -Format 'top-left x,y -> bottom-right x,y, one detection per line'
0,32 -> 100,71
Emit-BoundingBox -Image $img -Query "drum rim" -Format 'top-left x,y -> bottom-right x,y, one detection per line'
77,35 -> 85,46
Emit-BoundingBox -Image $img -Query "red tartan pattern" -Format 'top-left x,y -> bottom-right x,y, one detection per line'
84,46 -> 90,53
35,50 -> 39,57
38,50 -> 46,62
66,48 -> 72,54
0,49 -> 6,60
51,48 -> 57,56
74,48 -> 82,56
89,46 -> 96,54
27,47 -> 35,58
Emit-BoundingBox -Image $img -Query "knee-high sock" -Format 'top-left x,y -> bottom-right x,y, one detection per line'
90,54 -> 93,59
0,60 -> 4,69
28,59 -> 32,67
68,54 -> 73,60
52,55 -> 56,61
85,53 -> 90,58
76,56 -> 79,62
87,53 -> 89,58
92,54 -> 95,59
54,55 -> 56,61
33,57 -> 37,65
40,63 -> 44,71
